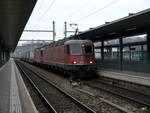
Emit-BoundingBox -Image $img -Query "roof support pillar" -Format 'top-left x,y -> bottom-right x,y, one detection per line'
0,53 -> 1,61
141,45 -> 144,60
147,32 -> 150,62
129,45 -> 132,61
101,40 -> 104,62
119,37 -> 123,71
0,50 -> 4,65
0,49 -> 10,64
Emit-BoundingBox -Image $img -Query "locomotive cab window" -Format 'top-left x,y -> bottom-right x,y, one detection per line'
41,51 -> 43,56
70,44 -> 81,55
65,45 -> 70,54
84,45 -> 93,54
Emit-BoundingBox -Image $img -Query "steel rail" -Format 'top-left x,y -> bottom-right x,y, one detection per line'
18,61 -> 97,113
86,80 -> 150,108
16,62 -> 57,113
75,88 -> 134,113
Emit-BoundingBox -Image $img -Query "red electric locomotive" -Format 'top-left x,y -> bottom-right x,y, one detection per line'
34,48 -> 45,64
34,39 -> 97,78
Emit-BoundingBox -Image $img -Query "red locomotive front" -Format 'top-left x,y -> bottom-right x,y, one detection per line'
64,40 -> 97,76
34,48 -> 45,64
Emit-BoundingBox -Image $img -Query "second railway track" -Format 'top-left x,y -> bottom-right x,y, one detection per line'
85,79 -> 150,108
16,61 -> 96,113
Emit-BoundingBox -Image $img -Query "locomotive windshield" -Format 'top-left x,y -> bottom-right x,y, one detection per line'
66,44 -> 81,55
70,44 -> 81,55
83,45 -> 93,55
65,43 -> 93,55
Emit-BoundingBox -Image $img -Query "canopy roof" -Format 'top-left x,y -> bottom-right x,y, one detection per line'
71,8 -> 150,41
0,0 -> 37,51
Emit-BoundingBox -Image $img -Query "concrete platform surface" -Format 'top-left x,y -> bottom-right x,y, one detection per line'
0,58 -> 38,113
98,69 -> 150,86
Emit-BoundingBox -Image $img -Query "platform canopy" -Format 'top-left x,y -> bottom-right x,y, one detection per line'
0,0 -> 37,51
73,8 -> 150,41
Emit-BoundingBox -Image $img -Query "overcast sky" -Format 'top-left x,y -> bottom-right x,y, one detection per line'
19,0 -> 150,44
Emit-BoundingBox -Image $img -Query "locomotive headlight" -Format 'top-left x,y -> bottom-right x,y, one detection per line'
73,61 -> 77,64
89,61 -> 93,64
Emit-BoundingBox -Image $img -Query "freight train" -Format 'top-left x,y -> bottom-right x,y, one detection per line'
22,39 -> 97,78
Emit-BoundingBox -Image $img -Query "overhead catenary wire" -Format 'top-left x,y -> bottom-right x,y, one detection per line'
65,0 -> 90,18
77,0 -> 120,22
28,0 -> 56,41
33,0 -> 56,30
37,0 -> 56,22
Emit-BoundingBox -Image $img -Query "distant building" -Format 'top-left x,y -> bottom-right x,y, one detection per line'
11,42 -> 49,58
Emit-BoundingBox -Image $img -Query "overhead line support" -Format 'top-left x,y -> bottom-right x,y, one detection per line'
24,30 -> 53,32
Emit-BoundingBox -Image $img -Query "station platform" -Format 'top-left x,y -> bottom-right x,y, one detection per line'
0,58 -> 38,113
98,68 -> 150,86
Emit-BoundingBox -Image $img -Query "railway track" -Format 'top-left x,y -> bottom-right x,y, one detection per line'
85,79 -> 150,108
16,61 -> 96,113
17,63 -> 53,113
74,88 -> 134,113
18,61 -> 141,113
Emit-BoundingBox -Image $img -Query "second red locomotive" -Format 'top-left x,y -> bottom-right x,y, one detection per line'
29,39 -> 97,78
